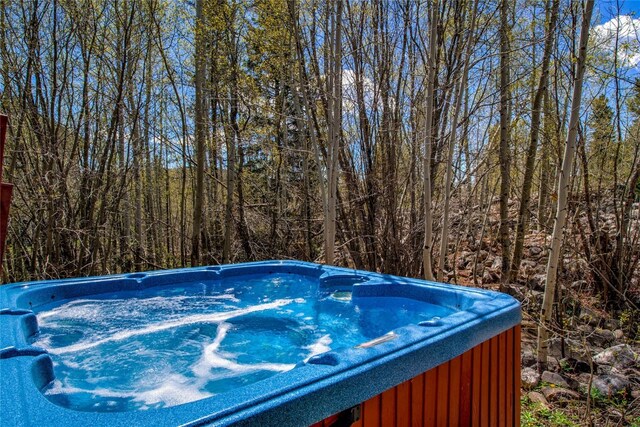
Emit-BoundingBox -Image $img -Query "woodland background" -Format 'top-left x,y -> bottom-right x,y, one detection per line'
1,0 -> 639,424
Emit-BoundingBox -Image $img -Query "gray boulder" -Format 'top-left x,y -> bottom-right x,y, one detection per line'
592,374 -> 630,398
593,344 -> 638,370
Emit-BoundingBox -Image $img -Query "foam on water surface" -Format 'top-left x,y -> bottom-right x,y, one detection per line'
32,273 -> 453,412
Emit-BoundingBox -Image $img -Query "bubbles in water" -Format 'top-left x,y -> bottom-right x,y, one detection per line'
34,273 -> 453,412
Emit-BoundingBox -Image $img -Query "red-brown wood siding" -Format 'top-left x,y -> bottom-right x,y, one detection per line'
313,325 -> 521,427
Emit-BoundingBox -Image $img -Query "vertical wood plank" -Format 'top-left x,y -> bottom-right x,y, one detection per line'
460,349 -> 473,426
448,355 -> 462,426
490,336 -> 499,426
499,332 -> 507,427
506,328 -> 514,427
515,325 -> 522,427
471,344 -> 482,426
424,367 -> 438,427
381,387 -> 396,427
363,394 -> 381,427
396,378 -> 410,427
436,362 -> 450,427
480,341 -> 490,427
410,373 -> 424,427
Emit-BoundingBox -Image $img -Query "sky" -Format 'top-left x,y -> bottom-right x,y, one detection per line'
591,1 -> 640,70
596,0 -> 639,20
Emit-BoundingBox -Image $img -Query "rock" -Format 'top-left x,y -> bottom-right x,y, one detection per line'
577,324 -> 593,335
579,306 -> 601,327
522,367 -> 540,389
522,348 -> 537,367
547,338 -> 564,358
561,357 -> 594,374
505,284 -> 525,300
541,386 -> 580,404
576,372 -> 593,390
590,328 -> 616,348
613,329 -> 624,340
541,371 -> 569,388
457,257 -> 468,269
528,246 -> 543,256
593,344 -> 638,370
482,270 -> 497,284
547,357 -> 561,372
592,374 -> 630,398
527,391 -> 549,409
529,274 -> 546,291
604,318 -> 619,330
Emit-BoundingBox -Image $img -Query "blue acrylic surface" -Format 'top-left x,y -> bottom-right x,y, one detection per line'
0,261 -> 520,426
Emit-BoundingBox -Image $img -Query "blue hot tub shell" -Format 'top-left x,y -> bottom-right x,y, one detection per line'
0,260 -> 520,426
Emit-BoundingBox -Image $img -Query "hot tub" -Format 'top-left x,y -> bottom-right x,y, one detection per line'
0,260 -> 521,426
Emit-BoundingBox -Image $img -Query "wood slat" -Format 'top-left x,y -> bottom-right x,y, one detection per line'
448,355 -> 461,426
410,373 -> 424,427
363,394 -> 381,427
396,378 -> 410,427
459,350 -> 473,426
515,325 -> 522,427
381,387 -> 396,427
424,367 -> 438,427
499,332 -> 507,427
471,344 -> 482,426
480,340 -> 490,427
490,336 -> 499,426
506,328 -> 514,427
436,361 -> 450,426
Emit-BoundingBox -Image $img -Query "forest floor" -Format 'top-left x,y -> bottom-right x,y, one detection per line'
447,200 -> 640,426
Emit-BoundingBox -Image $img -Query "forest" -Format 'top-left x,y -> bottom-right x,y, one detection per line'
1,0 -> 639,425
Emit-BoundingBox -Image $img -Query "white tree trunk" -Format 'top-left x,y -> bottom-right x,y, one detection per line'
537,0 -> 595,371
423,0 -> 438,281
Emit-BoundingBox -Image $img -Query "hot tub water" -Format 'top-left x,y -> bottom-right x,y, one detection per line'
31,273 -> 452,412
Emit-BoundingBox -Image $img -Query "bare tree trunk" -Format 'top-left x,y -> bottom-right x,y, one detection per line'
537,0 -> 594,372
423,0 -> 438,281
510,0 -> 559,280
537,89 -> 553,231
191,0 -> 205,266
498,0 -> 512,288
324,0 -> 342,265
438,0 -> 478,282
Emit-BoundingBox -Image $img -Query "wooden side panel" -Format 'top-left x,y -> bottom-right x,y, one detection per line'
315,326 -> 521,427
396,378 -> 410,427
480,340 -> 490,427
499,332 -> 507,427
514,325 -> 522,427
410,372 -> 424,427
448,355 -> 461,426
489,336 -> 499,426
362,394 -> 380,427
424,366 -> 438,427
459,350 -> 473,426
436,362 -> 450,426
381,388 -> 396,427
506,328 -> 514,427
470,344 -> 482,425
